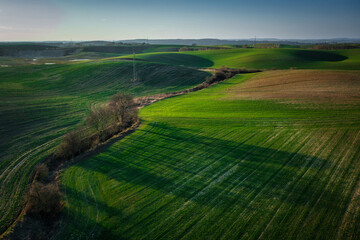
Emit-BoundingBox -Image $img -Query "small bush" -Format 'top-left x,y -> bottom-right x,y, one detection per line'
99,124 -> 119,142
206,67 -> 261,85
55,130 -> 83,159
25,182 -> 62,218
313,44 -> 359,50
87,106 -> 114,134
109,93 -> 137,126
34,163 -> 49,182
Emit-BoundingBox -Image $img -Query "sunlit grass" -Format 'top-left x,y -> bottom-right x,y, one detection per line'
56,73 -> 360,239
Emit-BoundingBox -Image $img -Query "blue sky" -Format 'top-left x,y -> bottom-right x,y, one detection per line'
0,0 -> 359,41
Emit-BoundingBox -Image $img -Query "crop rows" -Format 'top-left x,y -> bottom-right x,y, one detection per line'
0,60 -> 209,235
55,73 -> 360,239
119,48 -> 360,70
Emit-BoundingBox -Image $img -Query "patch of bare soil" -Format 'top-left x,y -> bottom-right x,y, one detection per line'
227,70 -> 360,104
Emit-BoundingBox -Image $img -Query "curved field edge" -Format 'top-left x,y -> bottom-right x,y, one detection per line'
0,61 -> 210,236
116,48 -> 360,70
55,72 -> 360,239
225,69 -> 360,104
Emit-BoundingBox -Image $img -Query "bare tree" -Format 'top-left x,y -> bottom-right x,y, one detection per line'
55,130 -> 83,159
25,182 -> 62,218
34,163 -> 49,182
86,106 -> 113,134
109,93 -> 137,126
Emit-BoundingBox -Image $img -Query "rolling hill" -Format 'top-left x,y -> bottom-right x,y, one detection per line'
120,48 -> 360,70
2,46 -> 360,239
0,60 -> 210,236
54,70 -> 360,239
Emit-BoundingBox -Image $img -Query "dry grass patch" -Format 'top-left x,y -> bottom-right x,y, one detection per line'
227,70 -> 360,104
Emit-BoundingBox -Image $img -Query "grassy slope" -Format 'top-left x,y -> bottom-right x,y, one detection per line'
0,44 -> 185,66
83,45 -> 184,54
122,48 -> 360,70
56,72 -> 360,239
120,52 -> 215,68
0,61 -> 209,235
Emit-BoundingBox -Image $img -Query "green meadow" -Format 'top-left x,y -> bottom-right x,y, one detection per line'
1,45 -> 360,239
121,48 -> 360,70
55,73 -> 360,239
0,60 -> 209,235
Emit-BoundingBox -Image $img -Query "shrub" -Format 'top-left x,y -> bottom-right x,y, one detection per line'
179,47 -> 193,52
54,93 -> 138,164
34,163 -> 49,182
214,70 -> 227,80
109,93 -> 138,126
55,130 -> 83,159
313,44 -> 359,50
87,106 -> 113,134
205,67 -> 262,85
206,69 -> 227,84
25,182 -> 62,218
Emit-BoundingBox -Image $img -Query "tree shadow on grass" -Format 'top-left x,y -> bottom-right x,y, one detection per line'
293,50 -> 348,62
61,122 -> 346,239
53,186 -> 125,240
78,122 -> 340,208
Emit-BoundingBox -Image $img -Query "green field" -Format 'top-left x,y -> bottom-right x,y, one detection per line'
0,60 -> 209,235
120,48 -> 360,70
54,72 -> 360,239
2,46 -> 360,239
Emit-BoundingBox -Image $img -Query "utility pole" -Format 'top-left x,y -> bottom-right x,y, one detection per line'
254,36 -> 256,48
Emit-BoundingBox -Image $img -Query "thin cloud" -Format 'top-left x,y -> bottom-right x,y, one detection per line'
0,26 -> 14,30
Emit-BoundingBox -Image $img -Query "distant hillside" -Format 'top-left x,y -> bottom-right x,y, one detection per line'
0,45 -> 79,57
119,38 -> 360,46
2,38 -> 360,48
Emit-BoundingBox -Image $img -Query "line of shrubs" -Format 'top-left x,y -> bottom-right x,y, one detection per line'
6,162 -> 63,239
24,163 -> 62,220
19,71 -> 258,238
204,66 -> 261,85
312,44 -> 360,50
24,93 -> 138,220
134,67 -> 262,108
54,92 -> 138,164
23,68 -> 257,221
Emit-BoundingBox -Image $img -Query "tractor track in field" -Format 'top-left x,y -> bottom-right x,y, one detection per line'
296,130 -> 360,238
139,129 -> 287,238
119,129 -> 255,234
288,130 -> 351,238
0,59 -> 214,238
256,129 -> 338,239
336,170 -> 360,239
220,131 -> 320,239
178,129 -> 304,238
335,131 -> 360,239
0,137 -> 61,238
59,125 -> 360,237
7,68 -> 360,239
4,70 -> 247,239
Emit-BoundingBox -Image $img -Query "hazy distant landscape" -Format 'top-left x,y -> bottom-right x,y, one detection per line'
1,0 -> 360,239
